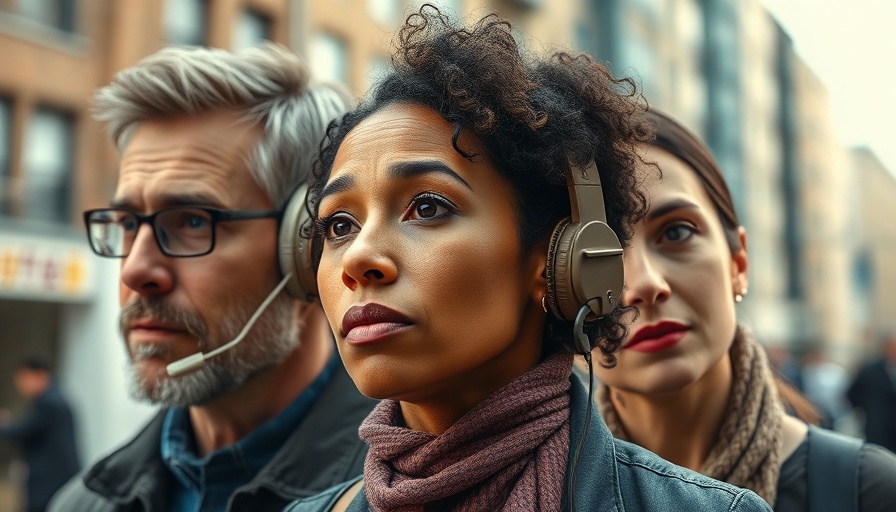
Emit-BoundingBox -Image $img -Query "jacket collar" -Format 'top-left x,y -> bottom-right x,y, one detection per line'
83,363 -> 376,508
83,412 -> 171,511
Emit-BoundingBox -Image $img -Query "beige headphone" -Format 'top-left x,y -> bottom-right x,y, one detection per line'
278,184 -> 318,301
279,162 -> 624,329
545,161 -> 623,324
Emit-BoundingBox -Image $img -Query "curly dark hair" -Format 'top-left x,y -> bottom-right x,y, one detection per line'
309,5 -> 651,366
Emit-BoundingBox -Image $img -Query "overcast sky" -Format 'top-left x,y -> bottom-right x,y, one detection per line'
761,0 -> 896,176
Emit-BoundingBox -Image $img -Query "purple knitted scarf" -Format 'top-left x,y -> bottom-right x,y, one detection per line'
359,353 -> 574,512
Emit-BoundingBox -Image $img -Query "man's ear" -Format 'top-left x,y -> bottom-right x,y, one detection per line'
732,226 -> 748,296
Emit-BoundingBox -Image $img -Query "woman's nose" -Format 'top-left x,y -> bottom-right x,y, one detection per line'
621,249 -> 671,308
340,223 -> 399,291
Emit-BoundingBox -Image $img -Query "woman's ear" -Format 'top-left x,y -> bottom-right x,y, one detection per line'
731,226 -> 748,296
530,249 -> 548,309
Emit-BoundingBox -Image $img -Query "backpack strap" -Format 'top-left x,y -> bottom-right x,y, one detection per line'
807,425 -> 863,512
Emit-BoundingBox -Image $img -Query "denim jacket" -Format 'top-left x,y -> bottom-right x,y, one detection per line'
284,376 -> 772,512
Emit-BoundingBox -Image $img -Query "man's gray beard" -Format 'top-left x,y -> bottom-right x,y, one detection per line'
121,291 -> 299,407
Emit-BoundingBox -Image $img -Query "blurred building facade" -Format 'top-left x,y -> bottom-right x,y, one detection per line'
852,147 -> 896,350
0,0 -> 892,502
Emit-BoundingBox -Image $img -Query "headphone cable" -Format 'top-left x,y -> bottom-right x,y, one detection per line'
567,350 -> 593,512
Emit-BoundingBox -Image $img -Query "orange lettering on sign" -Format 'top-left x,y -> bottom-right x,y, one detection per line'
0,250 -> 16,285
63,255 -> 84,292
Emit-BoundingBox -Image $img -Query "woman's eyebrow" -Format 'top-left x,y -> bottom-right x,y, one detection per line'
647,199 -> 700,222
388,160 -> 472,190
319,175 -> 356,204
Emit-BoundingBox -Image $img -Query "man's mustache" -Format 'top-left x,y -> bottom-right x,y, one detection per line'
119,298 -> 209,348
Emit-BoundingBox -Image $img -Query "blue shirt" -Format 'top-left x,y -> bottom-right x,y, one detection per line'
161,355 -> 339,512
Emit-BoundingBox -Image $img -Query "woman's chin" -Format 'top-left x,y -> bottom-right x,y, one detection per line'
613,366 -> 701,396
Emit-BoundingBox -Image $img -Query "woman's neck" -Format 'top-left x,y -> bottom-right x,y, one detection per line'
609,354 -> 733,470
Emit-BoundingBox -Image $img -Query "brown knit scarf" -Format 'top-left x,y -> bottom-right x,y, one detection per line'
359,353 -> 573,512
596,325 -> 783,505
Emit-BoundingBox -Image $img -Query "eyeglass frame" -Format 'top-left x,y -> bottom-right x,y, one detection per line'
82,206 -> 282,258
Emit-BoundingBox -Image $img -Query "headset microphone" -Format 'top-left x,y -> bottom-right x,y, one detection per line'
166,273 -> 293,377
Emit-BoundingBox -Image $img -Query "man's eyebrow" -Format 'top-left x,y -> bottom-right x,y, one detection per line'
388,161 -> 472,190
646,199 -> 701,222
109,193 -> 226,210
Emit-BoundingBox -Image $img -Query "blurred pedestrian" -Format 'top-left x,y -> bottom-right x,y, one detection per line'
847,329 -> 896,452
0,357 -> 79,512
801,348 -> 850,429
767,344 -> 804,391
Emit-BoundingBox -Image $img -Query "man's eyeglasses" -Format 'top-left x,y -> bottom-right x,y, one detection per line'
83,207 -> 281,258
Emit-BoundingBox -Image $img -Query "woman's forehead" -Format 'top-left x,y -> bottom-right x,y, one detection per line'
330,103 -> 487,181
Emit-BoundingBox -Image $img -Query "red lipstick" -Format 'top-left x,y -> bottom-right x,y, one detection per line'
625,321 -> 688,353
340,303 -> 412,345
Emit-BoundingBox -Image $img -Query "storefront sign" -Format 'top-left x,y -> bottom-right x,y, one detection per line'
0,232 -> 95,302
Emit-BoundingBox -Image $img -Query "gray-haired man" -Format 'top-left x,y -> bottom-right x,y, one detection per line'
50,43 -> 375,511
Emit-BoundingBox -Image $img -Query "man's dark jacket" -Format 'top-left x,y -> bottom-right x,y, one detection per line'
0,384 -> 80,512
847,359 -> 896,452
47,364 -> 375,511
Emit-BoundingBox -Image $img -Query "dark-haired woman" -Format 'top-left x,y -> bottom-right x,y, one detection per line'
594,109 -> 896,511
285,7 -> 771,512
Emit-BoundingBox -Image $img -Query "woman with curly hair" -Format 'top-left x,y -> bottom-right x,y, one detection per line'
593,109 -> 896,512
284,6 -> 771,512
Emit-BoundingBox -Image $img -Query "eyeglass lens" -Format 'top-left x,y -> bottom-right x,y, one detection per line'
87,208 -> 215,257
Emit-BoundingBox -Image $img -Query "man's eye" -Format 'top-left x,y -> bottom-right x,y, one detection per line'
121,218 -> 138,231
186,214 -> 209,229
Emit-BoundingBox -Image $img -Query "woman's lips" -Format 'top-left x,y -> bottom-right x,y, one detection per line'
625,321 -> 689,353
341,303 -> 413,344
344,322 -> 411,344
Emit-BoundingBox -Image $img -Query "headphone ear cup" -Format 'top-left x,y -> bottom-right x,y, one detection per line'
546,218 -> 575,320
278,184 -> 318,301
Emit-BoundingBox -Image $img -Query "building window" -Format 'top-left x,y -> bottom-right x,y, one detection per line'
18,0 -> 76,33
0,98 -> 10,216
23,108 -> 74,223
233,9 -> 270,50
164,0 -> 206,46
311,32 -> 348,86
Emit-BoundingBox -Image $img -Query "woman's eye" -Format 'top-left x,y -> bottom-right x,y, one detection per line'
662,224 -> 695,243
325,216 -> 357,239
407,194 -> 455,221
